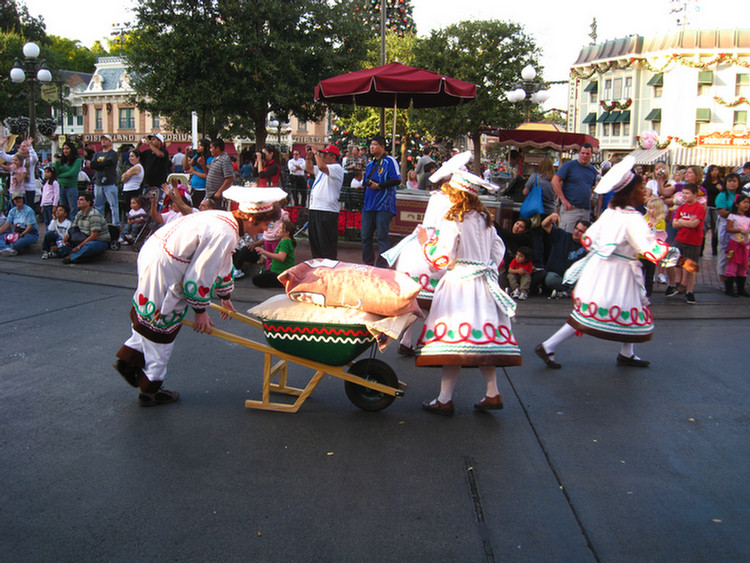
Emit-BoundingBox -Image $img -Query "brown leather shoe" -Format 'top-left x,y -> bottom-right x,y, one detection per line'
535,344 -> 562,369
474,394 -> 504,411
421,398 -> 455,416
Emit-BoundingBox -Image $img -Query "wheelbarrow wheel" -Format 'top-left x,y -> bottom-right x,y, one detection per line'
345,358 -> 398,412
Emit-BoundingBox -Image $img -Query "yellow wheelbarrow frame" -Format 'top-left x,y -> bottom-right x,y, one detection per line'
181,304 -> 407,413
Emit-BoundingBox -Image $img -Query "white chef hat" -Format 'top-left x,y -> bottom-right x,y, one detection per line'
594,155 -> 636,195
429,150 -> 498,194
223,186 -> 288,213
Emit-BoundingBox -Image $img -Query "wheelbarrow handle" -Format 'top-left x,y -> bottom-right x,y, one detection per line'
209,302 -> 263,329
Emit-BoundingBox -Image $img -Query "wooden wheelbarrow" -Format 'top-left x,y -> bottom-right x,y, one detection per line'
181,303 -> 407,413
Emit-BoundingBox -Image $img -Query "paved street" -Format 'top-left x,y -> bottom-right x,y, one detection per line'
1,251 -> 749,563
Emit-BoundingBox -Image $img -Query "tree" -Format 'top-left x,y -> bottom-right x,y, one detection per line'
127,0 -> 372,145
412,20 -> 541,174
0,0 -> 45,41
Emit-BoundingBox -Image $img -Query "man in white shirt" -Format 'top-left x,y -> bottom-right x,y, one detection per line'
287,149 -> 307,207
305,144 -> 343,259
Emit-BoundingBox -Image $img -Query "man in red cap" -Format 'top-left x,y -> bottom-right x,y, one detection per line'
305,144 -> 344,259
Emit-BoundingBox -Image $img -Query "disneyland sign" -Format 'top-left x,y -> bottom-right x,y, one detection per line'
82,132 -> 192,143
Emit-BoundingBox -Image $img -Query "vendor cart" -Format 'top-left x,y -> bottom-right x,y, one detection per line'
182,303 -> 407,413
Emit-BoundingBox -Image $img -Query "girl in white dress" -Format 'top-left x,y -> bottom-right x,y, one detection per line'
535,157 -> 671,370
416,170 -> 521,416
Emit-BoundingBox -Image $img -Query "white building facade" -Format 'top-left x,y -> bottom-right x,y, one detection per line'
568,29 -> 750,168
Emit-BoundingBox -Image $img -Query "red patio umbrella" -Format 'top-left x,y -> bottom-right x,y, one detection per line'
480,124 -> 599,152
314,62 -> 476,109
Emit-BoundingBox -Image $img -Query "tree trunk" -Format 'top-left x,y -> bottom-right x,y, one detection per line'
472,129 -> 482,176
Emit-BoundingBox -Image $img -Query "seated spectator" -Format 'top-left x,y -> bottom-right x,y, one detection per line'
57,192 -> 111,264
149,183 -> 197,226
119,195 -> 149,244
508,246 -> 534,301
41,205 -> 72,259
530,212 -> 589,297
0,194 -> 39,256
252,220 -> 297,288
495,217 -> 532,289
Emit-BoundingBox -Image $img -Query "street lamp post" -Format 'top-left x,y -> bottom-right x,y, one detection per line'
9,42 -> 52,141
505,65 -> 550,122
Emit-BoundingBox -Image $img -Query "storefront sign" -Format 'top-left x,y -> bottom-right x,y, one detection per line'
82,132 -> 192,143
698,127 -> 750,148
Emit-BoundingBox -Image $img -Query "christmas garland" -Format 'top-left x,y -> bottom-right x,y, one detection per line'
713,95 -> 749,107
600,98 -> 632,111
634,135 -> 699,150
571,53 -> 750,79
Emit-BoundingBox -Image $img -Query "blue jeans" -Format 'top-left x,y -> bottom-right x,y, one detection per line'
62,187 -> 79,219
361,210 -> 393,267
57,239 -> 108,263
94,183 -> 119,225
0,229 -> 38,252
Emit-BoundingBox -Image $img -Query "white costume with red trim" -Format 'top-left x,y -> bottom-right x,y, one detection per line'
382,190 -> 451,302
565,207 -> 669,342
416,210 -> 521,367
132,210 -> 238,334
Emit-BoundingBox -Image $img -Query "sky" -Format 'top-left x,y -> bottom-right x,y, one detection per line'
22,0 -> 746,110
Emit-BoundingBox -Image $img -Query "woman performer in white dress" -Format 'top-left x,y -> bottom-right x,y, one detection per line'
416,170 -> 522,416
535,156 -> 672,370
114,186 -> 287,406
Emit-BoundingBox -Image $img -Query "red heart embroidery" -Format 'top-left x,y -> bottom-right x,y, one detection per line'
223,274 -> 232,282
198,286 -> 210,297
138,294 -> 148,306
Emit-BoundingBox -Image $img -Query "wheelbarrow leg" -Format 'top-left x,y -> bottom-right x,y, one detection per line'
246,368 -> 326,413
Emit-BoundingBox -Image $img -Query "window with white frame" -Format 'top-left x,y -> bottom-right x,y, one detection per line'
119,108 -> 135,129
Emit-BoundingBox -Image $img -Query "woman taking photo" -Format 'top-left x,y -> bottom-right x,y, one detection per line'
255,144 -> 280,187
54,141 -> 83,215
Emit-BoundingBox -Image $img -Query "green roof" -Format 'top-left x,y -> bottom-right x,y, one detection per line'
605,111 -> 621,123
647,73 -> 663,86
617,110 -> 631,123
698,71 -> 713,85
645,108 -> 662,121
696,108 -> 711,122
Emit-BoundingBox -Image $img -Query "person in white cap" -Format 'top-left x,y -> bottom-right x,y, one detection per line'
114,186 -> 286,407
535,156 -> 672,370
138,133 -> 171,192
416,167 -> 521,416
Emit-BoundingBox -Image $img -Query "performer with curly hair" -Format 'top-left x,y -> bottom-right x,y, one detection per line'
114,186 -> 286,407
416,169 -> 521,416
535,157 -> 671,370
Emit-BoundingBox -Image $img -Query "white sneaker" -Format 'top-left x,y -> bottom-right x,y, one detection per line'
41,251 -> 50,259
548,289 -> 557,300
0,248 -> 17,256
233,268 -> 245,280
657,273 -> 668,284
518,292 -> 528,301
510,289 -> 520,299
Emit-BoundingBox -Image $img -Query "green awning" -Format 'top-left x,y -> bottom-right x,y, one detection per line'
581,112 -> 597,124
647,73 -> 664,86
583,81 -> 598,93
616,110 -> 631,123
597,112 -> 610,123
696,108 -> 711,122
605,111 -> 621,123
698,71 -> 713,85
645,108 -> 662,121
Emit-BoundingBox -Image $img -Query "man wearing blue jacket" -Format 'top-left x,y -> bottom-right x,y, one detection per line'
361,135 -> 401,267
